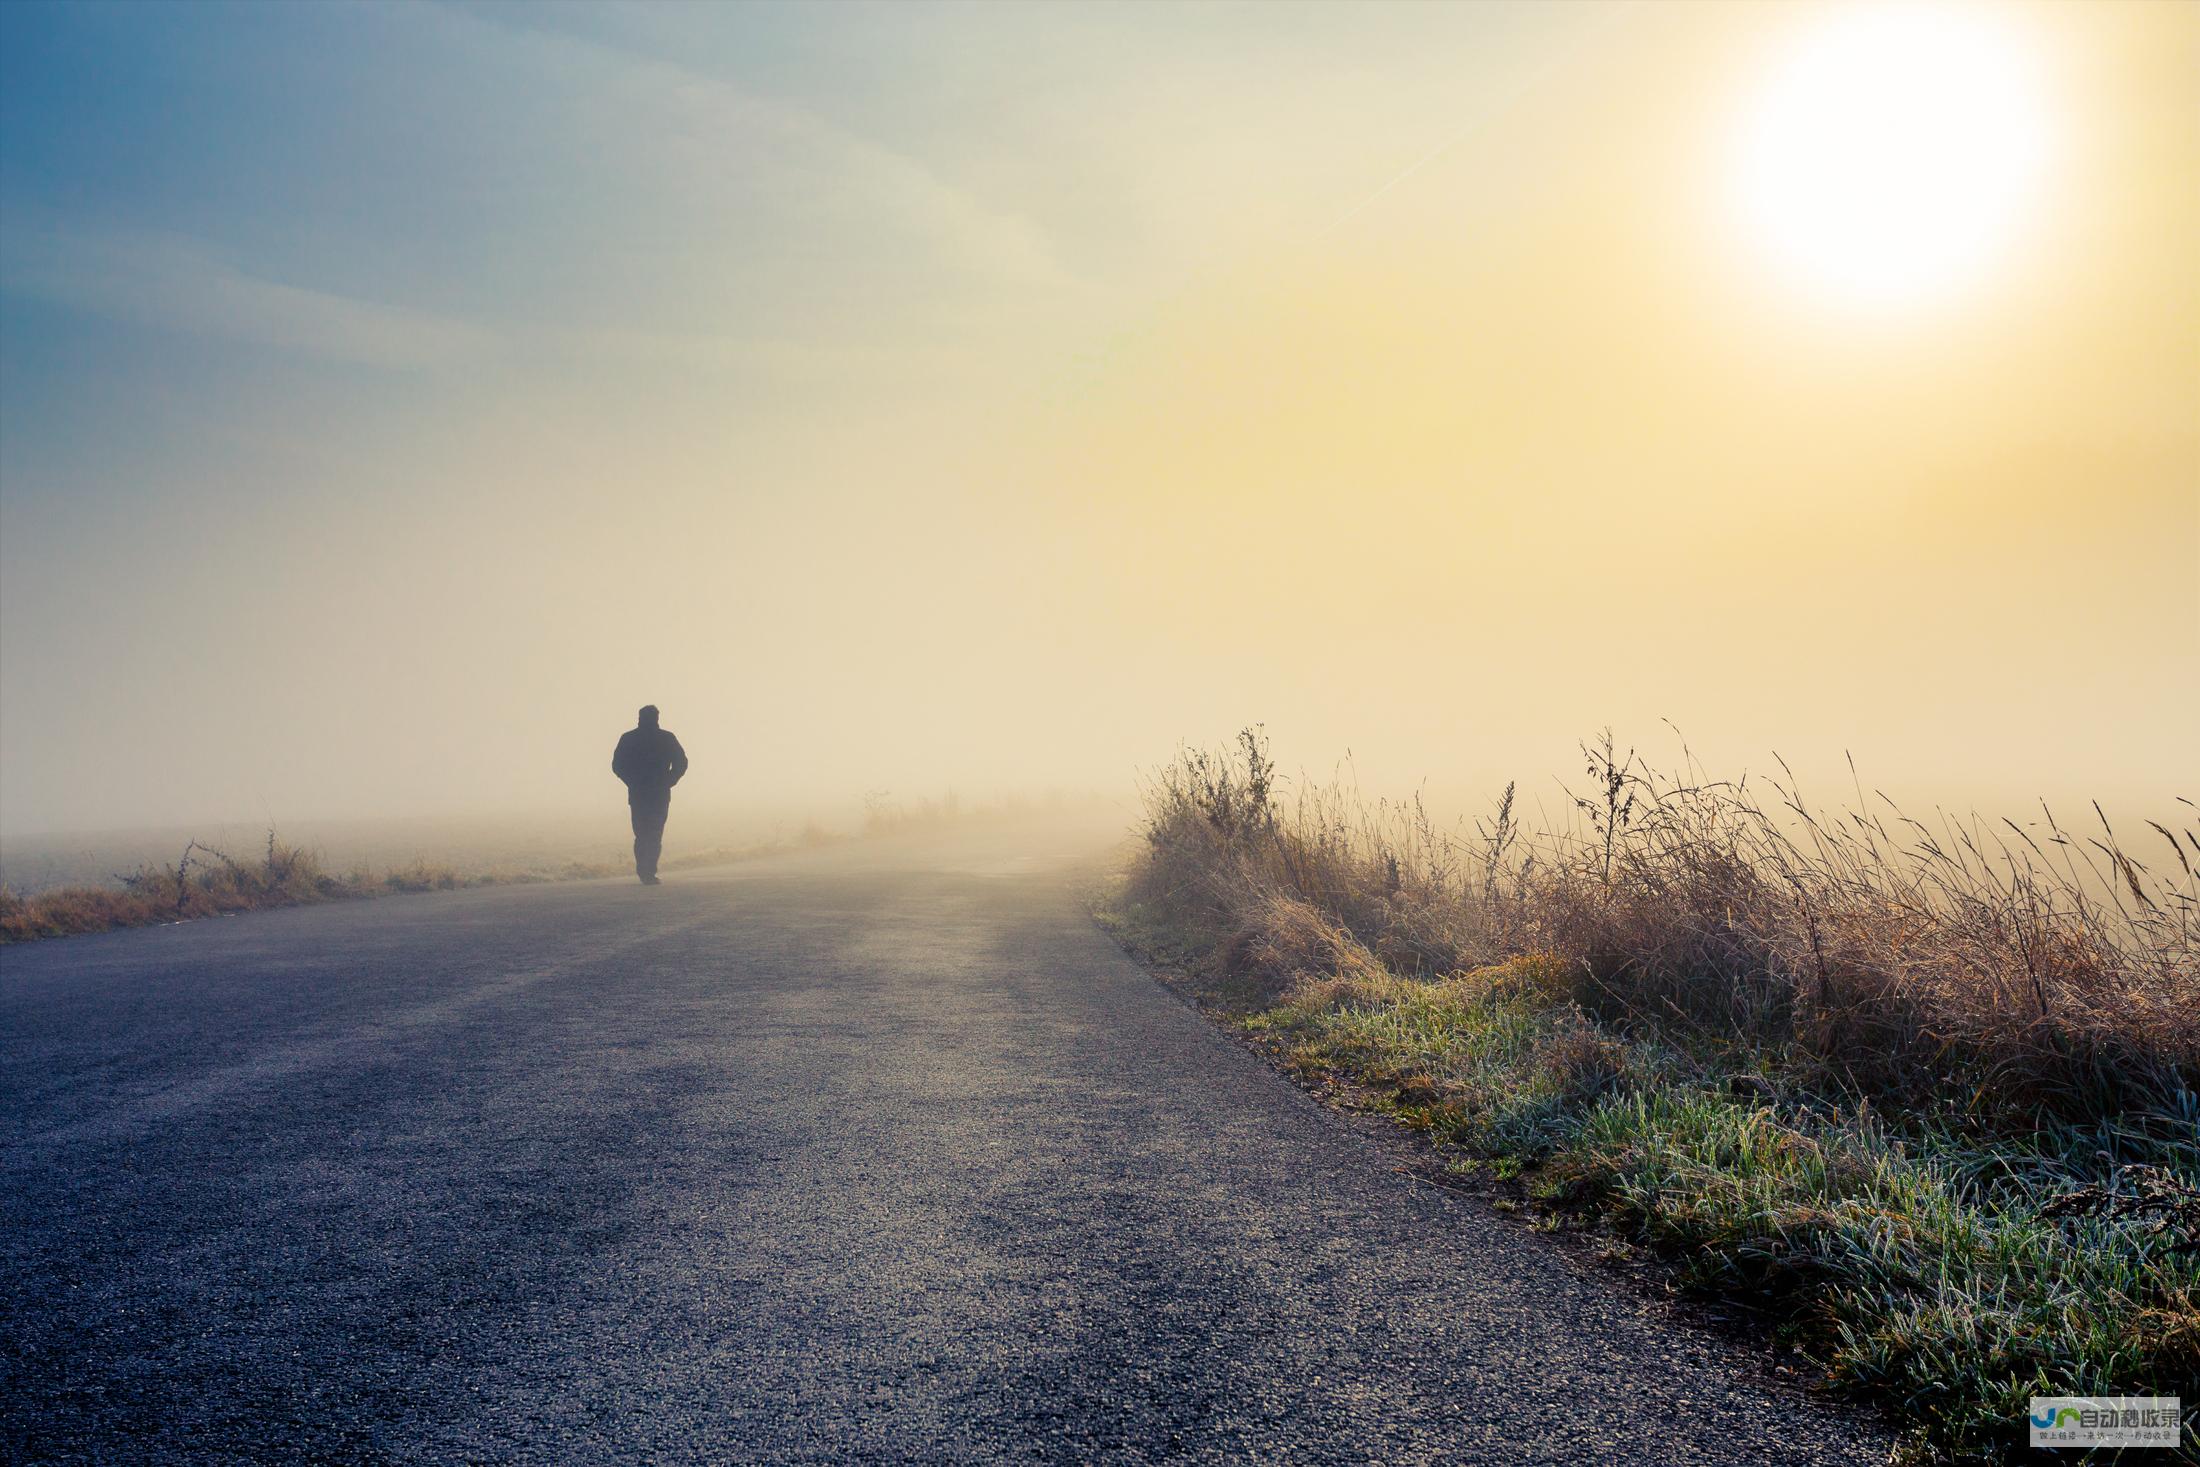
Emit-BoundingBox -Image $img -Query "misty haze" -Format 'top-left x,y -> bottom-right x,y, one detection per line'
2,3 -> 2193,1464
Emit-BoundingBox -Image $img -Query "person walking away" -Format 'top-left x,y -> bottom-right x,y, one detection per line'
611,705 -> 688,884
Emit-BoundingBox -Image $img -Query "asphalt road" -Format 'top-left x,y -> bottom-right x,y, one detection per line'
2,826 -> 1892,1464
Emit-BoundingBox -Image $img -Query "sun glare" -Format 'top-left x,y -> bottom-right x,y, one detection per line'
1734,4 -> 2052,310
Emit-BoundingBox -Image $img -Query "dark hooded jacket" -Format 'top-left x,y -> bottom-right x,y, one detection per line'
612,723 -> 688,804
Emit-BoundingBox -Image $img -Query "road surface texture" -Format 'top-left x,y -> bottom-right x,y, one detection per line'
3,826 -> 1892,1464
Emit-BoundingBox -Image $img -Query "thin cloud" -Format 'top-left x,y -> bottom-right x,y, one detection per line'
426,1 -> 1077,294
0,216 -> 493,369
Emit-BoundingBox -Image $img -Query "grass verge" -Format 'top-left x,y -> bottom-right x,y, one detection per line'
0,830 -> 825,945
1103,730 -> 2198,1465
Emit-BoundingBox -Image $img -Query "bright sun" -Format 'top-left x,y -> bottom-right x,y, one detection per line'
1734,4 -> 2051,309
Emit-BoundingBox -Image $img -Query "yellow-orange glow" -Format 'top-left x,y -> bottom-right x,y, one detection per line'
1732,5 -> 2052,308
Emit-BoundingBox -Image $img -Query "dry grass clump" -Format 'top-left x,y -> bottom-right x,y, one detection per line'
1225,893 -> 1396,1000
1131,728 -> 2197,1123
1,834 -> 356,942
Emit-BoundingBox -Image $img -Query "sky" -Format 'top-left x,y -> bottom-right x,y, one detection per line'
1,0 -> 2194,838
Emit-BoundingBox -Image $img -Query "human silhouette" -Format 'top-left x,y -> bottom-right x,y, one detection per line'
611,704 -> 688,885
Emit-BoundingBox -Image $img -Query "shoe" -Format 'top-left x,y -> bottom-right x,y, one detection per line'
641,875 -> 661,885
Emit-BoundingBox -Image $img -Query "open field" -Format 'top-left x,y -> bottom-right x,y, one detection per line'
1102,730 -> 2198,1464
0,808 -> 850,898
0,828 -> 806,945
0,797 -> 1123,944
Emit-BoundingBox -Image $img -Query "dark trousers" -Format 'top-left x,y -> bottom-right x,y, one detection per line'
630,792 -> 670,880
